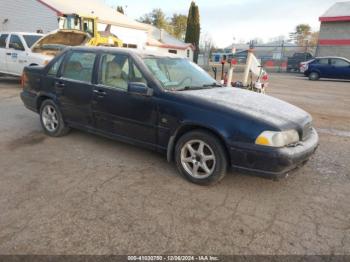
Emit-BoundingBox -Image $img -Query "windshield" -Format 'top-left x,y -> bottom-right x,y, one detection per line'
143,57 -> 219,91
60,15 -> 81,30
23,35 -> 42,48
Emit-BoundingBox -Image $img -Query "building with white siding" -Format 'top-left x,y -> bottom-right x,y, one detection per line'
0,0 -> 194,58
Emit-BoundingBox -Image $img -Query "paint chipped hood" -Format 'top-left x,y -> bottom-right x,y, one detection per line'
31,29 -> 91,57
182,87 -> 312,129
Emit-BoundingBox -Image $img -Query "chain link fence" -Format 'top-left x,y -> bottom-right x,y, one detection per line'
199,43 -> 318,75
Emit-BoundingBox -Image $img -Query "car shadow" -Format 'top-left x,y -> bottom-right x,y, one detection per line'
0,76 -> 20,85
66,128 -> 280,184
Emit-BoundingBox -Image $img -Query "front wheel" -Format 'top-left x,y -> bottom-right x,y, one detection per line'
175,130 -> 228,185
40,100 -> 70,137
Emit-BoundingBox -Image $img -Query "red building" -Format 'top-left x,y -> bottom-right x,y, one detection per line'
317,2 -> 350,59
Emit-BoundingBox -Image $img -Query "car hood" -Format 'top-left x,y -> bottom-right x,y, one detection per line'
183,87 -> 311,129
31,29 -> 90,56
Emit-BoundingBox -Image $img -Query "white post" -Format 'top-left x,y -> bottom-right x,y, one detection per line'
226,67 -> 233,87
242,49 -> 254,87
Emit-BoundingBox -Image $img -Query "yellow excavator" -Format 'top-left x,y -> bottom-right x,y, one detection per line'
58,13 -> 123,47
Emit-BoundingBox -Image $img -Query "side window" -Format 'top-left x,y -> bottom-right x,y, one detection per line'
99,53 -> 129,91
131,62 -> 147,84
62,52 -> 96,83
331,59 -> 350,67
9,35 -> 25,51
0,34 -> 8,48
316,58 -> 329,65
48,55 -> 65,76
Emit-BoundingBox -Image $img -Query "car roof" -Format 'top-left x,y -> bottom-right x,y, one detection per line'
0,32 -> 44,36
67,46 -> 182,58
315,56 -> 349,60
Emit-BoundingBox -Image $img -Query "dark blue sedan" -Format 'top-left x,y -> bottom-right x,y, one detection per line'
304,57 -> 350,80
21,47 -> 318,185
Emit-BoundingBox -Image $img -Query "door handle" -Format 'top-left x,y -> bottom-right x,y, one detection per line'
55,81 -> 66,88
6,53 -> 11,56
93,89 -> 107,97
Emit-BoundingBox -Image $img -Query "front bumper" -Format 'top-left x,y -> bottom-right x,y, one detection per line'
229,128 -> 319,179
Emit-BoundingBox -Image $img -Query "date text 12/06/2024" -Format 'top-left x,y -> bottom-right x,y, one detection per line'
127,256 -> 219,261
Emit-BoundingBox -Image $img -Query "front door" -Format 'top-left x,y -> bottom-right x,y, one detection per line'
55,51 -> 97,127
92,52 -> 157,147
7,34 -> 27,75
315,58 -> 331,78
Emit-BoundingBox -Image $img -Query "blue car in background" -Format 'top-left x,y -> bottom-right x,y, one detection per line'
304,57 -> 350,80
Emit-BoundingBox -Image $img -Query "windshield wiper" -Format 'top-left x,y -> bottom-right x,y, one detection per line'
176,83 -> 222,91
202,82 -> 222,87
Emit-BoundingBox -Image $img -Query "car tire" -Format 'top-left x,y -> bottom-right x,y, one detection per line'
175,130 -> 227,185
309,72 -> 320,81
40,100 -> 70,137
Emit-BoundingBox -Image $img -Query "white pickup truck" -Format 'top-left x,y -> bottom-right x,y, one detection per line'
0,32 -> 52,76
0,30 -> 90,77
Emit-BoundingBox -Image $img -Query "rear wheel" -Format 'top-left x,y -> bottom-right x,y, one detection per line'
40,100 -> 70,137
309,72 -> 320,81
175,130 -> 227,185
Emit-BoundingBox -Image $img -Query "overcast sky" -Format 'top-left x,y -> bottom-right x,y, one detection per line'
105,0 -> 340,47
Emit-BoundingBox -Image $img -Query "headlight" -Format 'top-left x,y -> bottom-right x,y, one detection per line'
255,130 -> 300,147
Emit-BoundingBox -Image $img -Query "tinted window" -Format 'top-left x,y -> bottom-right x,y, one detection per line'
0,34 -> 8,48
331,58 -> 350,67
316,58 -> 329,65
99,53 -> 129,91
48,55 -> 65,76
62,52 -> 96,82
23,35 -> 42,48
9,35 -> 25,51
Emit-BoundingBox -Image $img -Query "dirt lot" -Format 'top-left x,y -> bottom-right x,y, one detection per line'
0,74 -> 349,255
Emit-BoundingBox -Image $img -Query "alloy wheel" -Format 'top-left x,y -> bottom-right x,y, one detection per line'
41,105 -> 59,132
180,139 -> 216,179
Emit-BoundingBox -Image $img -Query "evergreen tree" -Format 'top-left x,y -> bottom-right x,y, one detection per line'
185,1 -> 200,63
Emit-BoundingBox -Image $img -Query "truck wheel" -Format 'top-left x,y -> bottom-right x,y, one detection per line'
40,100 -> 70,137
309,72 -> 320,81
175,130 -> 227,185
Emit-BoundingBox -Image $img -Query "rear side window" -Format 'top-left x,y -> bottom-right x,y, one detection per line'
23,35 -> 42,48
330,58 -> 350,67
0,34 -> 8,48
48,55 -> 65,76
9,35 -> 25,51
316,58 -> 329,65
61,52 -> 96,83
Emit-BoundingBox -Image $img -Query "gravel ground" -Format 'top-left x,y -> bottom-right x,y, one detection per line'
0,74 -> 349,255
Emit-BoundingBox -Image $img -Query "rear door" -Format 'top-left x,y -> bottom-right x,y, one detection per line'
92,52 -> 157,146
329,58 -> 350,79
0,34 -> 9,73
55,51 -> 97,127
7,34 -> 27,75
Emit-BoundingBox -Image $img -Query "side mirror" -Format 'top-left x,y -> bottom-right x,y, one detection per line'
128,82 -> 153,96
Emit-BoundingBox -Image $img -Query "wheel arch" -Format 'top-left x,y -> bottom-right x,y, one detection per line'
167,123 -> 231,166
36,94 -> 57,111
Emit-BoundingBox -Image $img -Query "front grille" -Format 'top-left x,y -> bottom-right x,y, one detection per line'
302,122 -> 312,141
